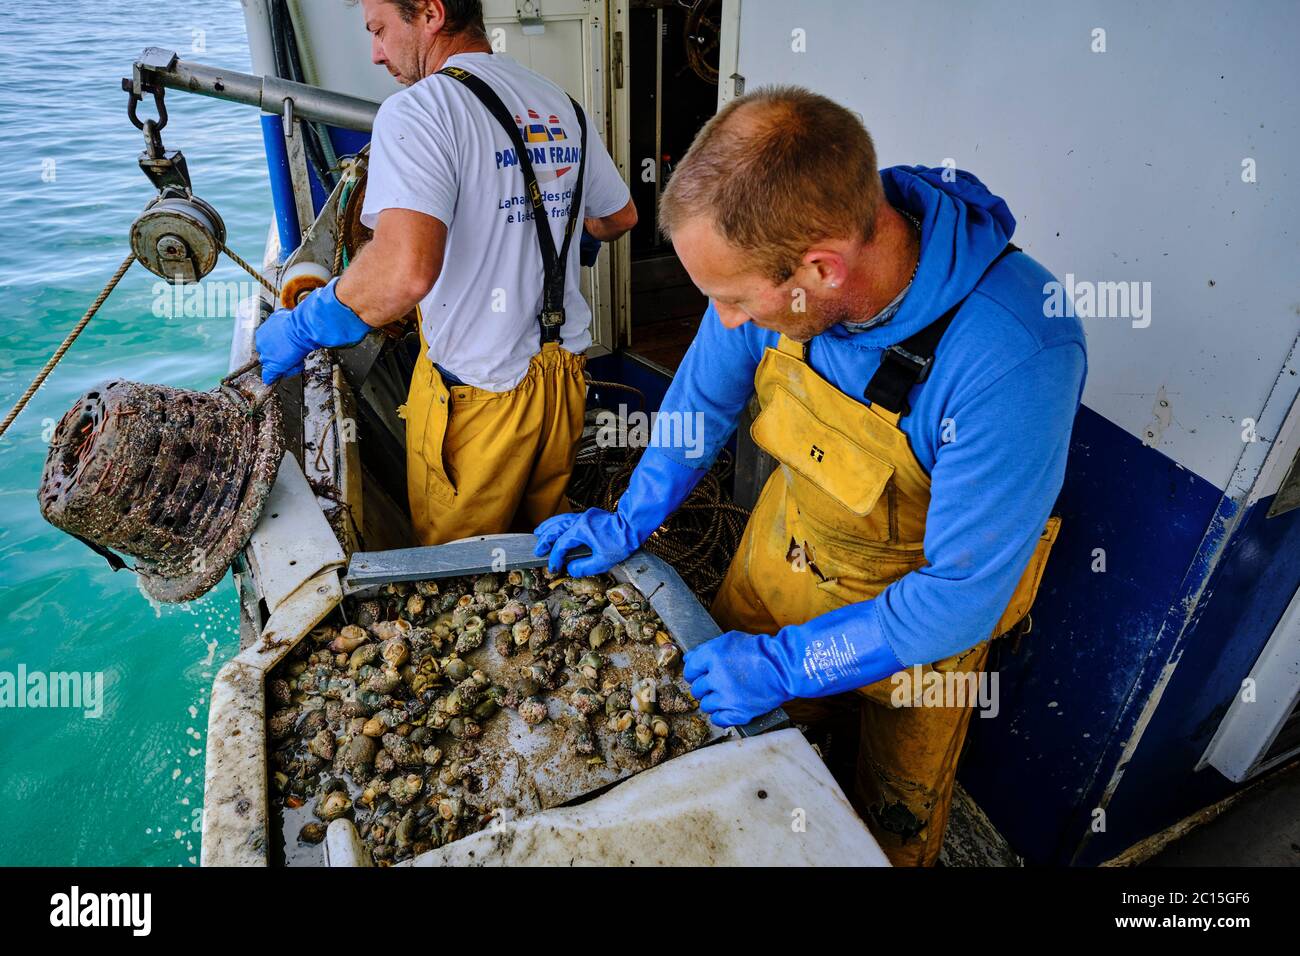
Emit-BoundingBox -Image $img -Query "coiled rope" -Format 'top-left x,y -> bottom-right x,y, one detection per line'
569,380 -> 751,603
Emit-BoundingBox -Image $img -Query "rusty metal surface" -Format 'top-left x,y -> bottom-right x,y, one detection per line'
341,172 -> 372,263
38,369 -> 283,603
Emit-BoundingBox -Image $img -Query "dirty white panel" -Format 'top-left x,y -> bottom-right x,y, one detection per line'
246,455 -> 346,613
734,0 -> 1300,491
405,728 -> 889,866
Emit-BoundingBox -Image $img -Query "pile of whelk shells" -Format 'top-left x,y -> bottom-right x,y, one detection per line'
267,568 -> 710,865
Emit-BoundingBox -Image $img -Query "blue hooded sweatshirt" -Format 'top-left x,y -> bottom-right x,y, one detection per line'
653,165 -> 1088,665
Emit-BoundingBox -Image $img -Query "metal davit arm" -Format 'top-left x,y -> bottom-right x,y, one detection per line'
125,47 -> 381,133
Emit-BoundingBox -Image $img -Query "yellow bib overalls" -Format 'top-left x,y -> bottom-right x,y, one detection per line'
712,333 -> 1059,866
399,325 -> 586,546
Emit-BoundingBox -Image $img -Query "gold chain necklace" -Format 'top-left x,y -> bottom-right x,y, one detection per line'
900,209 -> 922,286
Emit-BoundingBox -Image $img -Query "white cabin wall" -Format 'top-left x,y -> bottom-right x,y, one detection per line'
732,0 -> 1300,492
283,0 -> 404,99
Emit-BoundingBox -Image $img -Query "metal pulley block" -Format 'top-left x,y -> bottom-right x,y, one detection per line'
129,189 -> 226,284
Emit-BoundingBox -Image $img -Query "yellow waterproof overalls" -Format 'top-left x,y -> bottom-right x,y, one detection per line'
397,65 -> 592,546
712,251 -> 1060,866
400,329 -> 586,545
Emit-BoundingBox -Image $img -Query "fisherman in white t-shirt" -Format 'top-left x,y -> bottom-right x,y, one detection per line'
256,0 -> 637,544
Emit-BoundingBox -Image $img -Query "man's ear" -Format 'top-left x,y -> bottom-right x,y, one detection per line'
800,247 -> 848,291
425,0 -> 446,32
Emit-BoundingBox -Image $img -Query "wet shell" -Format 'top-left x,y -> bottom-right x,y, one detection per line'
527,602 -> 552,651
454,623 -> 485,655
315,790 -> 352,822
570,686 -> 602,717
677,715 -> 711,749
587,621 -> 612,649
394,810 -> 418,848
560,612 -> 600,642
330,624 -> 371,655
657,683 -> 698,714
655,642 -> 681,670
354,600 -> 384,628
380,637 -> 410,668
577,651 -> 604,682
630,678 -> 657,713
349,644 -> 382,673
362,669 -> 401,696
405,594 -> 426,619
308,729 -> 336,761
517,695 -> 548,727
299,822 -> 328,844
447,717 -> 483,739
498,599 -> 527,626
268,678 -> 292,707
369,618 -> 412,642
336,735 -> 378,776
605,687 -> 631,717
269,708 -> 298,740
383,733 -> 425,769
605,585 -> 642,607
443,657 -> 470,683
389,773 -> 424,806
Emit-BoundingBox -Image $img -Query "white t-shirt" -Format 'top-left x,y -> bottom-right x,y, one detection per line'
361,52 -> 630,391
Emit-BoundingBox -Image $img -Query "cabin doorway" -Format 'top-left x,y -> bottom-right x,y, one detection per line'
622,0 -> 722,372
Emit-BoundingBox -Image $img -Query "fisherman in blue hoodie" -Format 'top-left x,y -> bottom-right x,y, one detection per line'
535,86 -> 1087,865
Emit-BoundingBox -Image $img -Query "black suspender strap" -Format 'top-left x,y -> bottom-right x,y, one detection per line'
437,66 -> 588,345
864,242 -> 1021,416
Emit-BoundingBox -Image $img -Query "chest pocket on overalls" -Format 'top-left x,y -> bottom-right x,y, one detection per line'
751,384 -> 894,514
748,377 -> 909,580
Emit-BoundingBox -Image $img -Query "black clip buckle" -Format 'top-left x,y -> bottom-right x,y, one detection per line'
885,345 -> 934,383
538,309 -> 564,344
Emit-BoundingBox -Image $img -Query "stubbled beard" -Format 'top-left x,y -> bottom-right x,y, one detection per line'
777,292 -> 865,341
820,289 -> 876,328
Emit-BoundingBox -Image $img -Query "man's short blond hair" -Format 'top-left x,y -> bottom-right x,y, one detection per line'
659,86 -> 885,283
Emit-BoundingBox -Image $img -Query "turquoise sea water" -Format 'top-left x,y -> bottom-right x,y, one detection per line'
0,2 -> 271,864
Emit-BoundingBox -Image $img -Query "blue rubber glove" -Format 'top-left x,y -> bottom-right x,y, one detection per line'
255,277 -> 372,385
683,603 -> 906,726
534,447 -> 705,576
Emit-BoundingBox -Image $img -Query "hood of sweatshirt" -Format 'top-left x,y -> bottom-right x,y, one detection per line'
820,164 -> 1017,349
